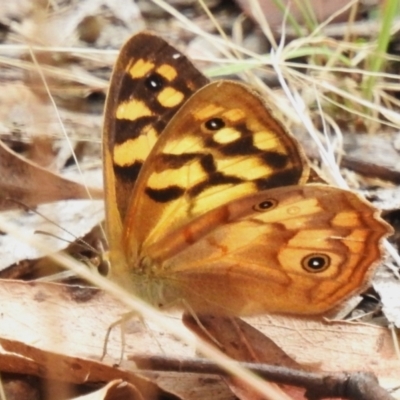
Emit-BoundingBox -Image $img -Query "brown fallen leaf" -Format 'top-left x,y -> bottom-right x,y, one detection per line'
183,314 -> 398,400
0,280 -> 194,365
184,315 -> 308,400
373,264 -> 400,328
247,314 -> 400,399
0,279 -> 397,399
0,338 -> 179,400
245,314 -> 398,380
0,139 -> 103,211
183,314 -> 303,369
74,379 -> 145,400
0,280 -> 261,399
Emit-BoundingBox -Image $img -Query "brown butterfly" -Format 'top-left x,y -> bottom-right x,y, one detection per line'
102,32 -> 392,316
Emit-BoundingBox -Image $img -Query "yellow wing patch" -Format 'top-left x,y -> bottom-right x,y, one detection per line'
127,59 -> 155,78
157,87 -> 185,108
116,99 -> 153,120
156,64 -> 178,81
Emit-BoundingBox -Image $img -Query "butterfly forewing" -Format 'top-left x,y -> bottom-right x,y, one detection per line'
124,81 -> 310,254
103,32 -> 209,228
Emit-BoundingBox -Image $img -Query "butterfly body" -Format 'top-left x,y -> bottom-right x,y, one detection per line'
103,32 -> 392,317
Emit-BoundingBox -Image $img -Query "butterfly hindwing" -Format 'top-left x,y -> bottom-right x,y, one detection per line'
149,184 -> 391,315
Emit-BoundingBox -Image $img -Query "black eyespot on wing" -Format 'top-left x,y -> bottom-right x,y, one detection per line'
145,72 -> 166,92
253,198 -> 278,212
204,117 -> 225,131
302,254 -> 331,273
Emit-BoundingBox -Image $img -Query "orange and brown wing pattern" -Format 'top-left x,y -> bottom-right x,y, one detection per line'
102,32 -> 391,318
103,32 -> 209,226
149,185 -> 392,315
123,81 -> 310,255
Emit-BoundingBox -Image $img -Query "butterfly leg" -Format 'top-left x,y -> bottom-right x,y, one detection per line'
101,310 -> 166,365
101,310 -> 136,365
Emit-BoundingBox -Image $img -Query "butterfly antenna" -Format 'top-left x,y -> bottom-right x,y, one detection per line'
5,198 -> 100,254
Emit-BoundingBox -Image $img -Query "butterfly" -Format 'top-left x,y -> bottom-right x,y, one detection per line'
102,31 -> 392,316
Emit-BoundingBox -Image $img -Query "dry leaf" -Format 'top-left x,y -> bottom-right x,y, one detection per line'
184,314 -> 302,369
0,280 -> 398,399
0,280 -> 232,400
0,140 -> 102,211
0,280 -> 186,361
246,313 -> 399,385
373,264 -> 400,328
184,315 -> 308,400
0,338 -> 177,400
184,314 -> 400,399
73,380 -> 145,400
